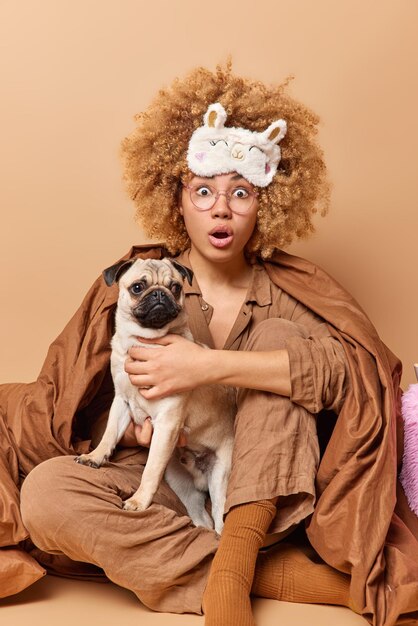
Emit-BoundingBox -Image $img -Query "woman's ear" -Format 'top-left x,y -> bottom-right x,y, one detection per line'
177,179 -> 185,215
178,187 -> 185,215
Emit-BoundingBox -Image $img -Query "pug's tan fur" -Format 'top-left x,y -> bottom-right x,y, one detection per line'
75,258 -> 234,534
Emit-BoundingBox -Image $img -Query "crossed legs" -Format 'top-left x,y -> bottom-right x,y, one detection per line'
20,318 -> 353,621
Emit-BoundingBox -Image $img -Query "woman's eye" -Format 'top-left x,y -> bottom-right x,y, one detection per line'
233,188 -> 250,199
196,186 -> 213,197
130,282 -> 145,295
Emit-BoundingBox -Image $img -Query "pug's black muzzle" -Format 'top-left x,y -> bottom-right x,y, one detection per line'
133,289 -> 181,329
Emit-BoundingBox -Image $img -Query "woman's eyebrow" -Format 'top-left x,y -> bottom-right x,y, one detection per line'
190,174 -> 246,183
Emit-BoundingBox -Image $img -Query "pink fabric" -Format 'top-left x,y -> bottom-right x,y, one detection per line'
400,384 -> 418,516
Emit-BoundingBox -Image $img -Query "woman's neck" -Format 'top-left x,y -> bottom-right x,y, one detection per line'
188,246 -> 252,290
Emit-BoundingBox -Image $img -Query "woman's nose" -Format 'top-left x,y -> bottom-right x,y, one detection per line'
211,192 -> 231,218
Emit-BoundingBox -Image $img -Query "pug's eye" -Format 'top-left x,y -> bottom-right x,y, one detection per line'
130,281 -> 146,295
170,282 -> 182,298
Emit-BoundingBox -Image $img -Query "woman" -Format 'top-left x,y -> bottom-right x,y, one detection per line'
1,64 -> 417,625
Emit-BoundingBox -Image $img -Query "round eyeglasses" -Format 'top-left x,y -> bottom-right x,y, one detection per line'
184,183 -> 258,215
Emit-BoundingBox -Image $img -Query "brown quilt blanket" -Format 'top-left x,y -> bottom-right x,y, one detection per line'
1,244 -> 417,625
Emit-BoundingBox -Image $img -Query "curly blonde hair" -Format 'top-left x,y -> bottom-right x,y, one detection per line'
121,63 -> 329,259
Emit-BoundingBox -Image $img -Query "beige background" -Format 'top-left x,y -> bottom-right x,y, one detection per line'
0,1 -> 416,624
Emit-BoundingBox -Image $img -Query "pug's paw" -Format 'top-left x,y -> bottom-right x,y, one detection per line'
74,454 -> 107,469
122,496 -> 147,512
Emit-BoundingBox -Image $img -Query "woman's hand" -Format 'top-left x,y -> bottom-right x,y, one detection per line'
125,334 -> 211,400
126,335 -> 291,400
119,418 -> 154,447
119,417 -> 187,448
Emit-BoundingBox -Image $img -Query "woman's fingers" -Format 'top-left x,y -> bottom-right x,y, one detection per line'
119,417 -> 187,448
118,420 -> 139,447
127,334 -> 185,362
134,334 -> 179,347
124,355 -> 155,389
134,418 -> 153,446
125,356 -> 149,374
127,374 -> 154,389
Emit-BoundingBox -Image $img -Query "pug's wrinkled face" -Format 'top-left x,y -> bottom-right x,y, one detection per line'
117,259 -> 186,330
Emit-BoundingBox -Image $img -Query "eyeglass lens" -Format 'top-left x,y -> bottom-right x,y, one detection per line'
189,186 -> 254,214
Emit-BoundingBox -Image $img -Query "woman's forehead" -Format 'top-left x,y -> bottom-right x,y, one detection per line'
187,172 -> 249,185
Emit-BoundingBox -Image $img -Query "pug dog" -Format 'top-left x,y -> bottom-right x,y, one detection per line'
75,258 -> 235,534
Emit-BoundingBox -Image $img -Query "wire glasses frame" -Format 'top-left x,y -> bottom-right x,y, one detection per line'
183,183 -> 258,215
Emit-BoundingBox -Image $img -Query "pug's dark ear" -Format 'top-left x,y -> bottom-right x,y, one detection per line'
171,261 -> 194,286
103,260 -> 135,286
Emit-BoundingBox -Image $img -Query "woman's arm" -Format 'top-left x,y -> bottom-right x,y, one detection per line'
125,326 -> 349,414
125,335 -> 291,400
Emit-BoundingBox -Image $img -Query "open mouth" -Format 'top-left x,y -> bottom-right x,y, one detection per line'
211,231 -> 229,239
208,227 -> 233,248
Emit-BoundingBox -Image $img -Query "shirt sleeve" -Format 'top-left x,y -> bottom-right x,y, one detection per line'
282,298 -> 350,414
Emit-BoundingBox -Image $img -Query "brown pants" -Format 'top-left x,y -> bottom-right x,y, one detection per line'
20,318 -> 319,614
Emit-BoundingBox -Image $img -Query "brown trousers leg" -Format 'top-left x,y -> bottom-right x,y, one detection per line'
226,318 -> 319,532
20,454 -> 218,613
